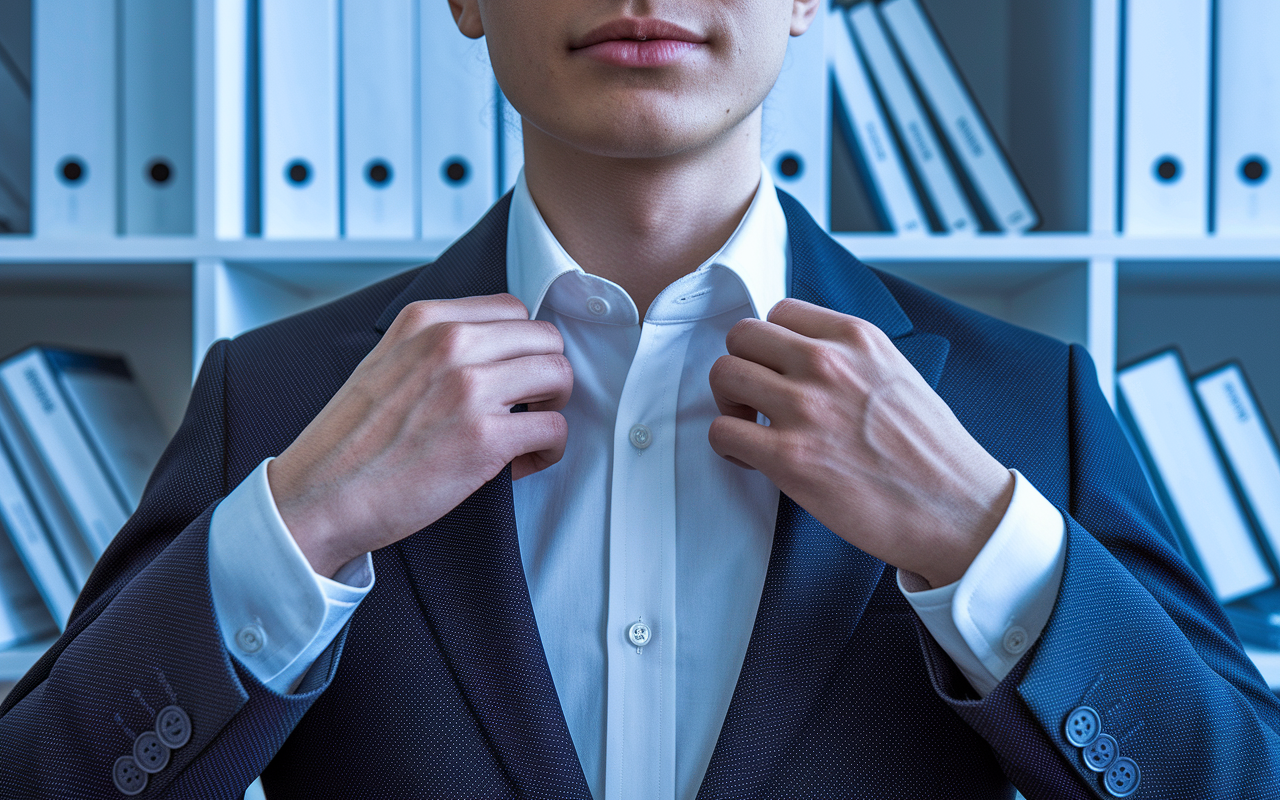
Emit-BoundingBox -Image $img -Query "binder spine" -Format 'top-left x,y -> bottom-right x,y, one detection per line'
260,0 -> 339,238
827,7 -> 925,236
342,0 -> 418,239
0,350 -> 128,558
32,0 -> 117,237
0,433 -> 77,628
879,0 -> 1038,233
419,5 -> 496,241
1121,0 -> 1212,236
1117,350 -> 1273,602
848,3 -> 976,235
120,0 -> 195,235
0,388 -> 94,588
1213,0 -> 1280,236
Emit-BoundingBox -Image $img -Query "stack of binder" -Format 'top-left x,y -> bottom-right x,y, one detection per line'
0,346 -> 167,652
828,0 -> 1038,235
1118,350 -> 1280,649
1123,0 -> 1280,236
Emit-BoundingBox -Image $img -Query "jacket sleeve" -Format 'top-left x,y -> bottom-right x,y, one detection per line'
916,343 -> 1280,800
0,340 -> 344,799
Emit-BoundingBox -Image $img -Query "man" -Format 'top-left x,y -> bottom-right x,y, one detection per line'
3,0 -> 1279,797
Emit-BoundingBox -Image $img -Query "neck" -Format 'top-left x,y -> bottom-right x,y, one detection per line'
521,109 -> 764,318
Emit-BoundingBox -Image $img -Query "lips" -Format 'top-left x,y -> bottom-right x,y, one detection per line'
571,17 -> 708,67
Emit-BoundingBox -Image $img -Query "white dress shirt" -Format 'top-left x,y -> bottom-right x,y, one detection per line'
207,164 -> 1067,800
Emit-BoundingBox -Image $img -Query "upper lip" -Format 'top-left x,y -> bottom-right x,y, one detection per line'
572,17 -> 707,50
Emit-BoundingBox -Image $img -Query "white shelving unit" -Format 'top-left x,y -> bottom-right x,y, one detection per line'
1,0 -> 1279,694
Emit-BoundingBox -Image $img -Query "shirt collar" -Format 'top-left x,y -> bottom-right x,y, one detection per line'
506,163 -> 789,322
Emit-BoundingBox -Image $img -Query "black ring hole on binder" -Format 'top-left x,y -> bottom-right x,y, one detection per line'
777,153 -> 803,180
1154,157 -> 1181,183
147,159 -> 173,185
366,159 -> 393,187
286,159 -> 313,186
58,157 -> 86,185
1241,157 -> 1269,185
443,158 -> 470,185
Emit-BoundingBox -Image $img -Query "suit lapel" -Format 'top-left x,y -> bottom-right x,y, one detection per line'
696,191 -> 950,799
374,194 -> 514,333
380,196 -> 592,799
375,190 -> 950,800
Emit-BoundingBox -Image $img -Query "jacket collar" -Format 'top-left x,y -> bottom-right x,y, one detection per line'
382,190 -> 949,799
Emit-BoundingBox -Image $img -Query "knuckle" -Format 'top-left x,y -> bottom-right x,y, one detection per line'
549,353 -> 574,381
767,297 -> 800,321
545,411 -> 569,441
495,292 -> 530,317
400,299 -> 439,328
708,354 -> 735,385
539,320 -> 566,350
724,319 -> 753,352
706,416 -> 731,451
840,315 -> 879,347
431,321 -> 469,359
804,343 -> 844,380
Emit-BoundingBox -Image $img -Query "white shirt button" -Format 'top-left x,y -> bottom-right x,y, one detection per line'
628,621 -> 652,649
236,623 -> 266,654
629,424 -> 652,450
1002,625 -> 1028,655
586,296 -> 610,317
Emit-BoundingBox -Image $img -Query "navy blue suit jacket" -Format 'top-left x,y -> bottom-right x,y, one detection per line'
3,192 -> 1280,799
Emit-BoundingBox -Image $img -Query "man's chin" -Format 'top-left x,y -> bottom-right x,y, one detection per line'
526,109 -> 750,163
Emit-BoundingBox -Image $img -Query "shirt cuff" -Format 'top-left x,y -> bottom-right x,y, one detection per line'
898,470 -> 1066,697
208,457 -> 374,694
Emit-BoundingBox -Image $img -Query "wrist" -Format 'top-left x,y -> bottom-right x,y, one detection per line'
267,457 -> 351,578
915,468 -> 1015,589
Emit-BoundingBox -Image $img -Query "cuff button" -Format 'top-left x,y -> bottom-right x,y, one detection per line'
133,731 -> 170,774
156,705 -> 192,749
112,755 -> 148,796
1064,706 -> 1100,747
1082,733 -> 1118,772
1103,757 -> 1141,797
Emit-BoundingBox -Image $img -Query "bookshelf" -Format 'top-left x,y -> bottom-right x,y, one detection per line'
2,0 -> 1280,696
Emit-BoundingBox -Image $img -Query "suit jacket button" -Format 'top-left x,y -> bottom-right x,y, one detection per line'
1082,733 -> 1118,772
156,705 -> 192,748
1064,706 -> 1101,747
1103,757 -> 1141,797
113,755 -> 148,795
133,730 -> 171,774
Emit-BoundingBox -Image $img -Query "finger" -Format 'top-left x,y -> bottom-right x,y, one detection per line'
389,293 -> 530,338
725,317 -> 814,375
708,354 -> 792,421
767,298 -> 875,343
426,318 -> 564,365
500,411 -> 569,479
707,414 -> 775,471
479,354 -> 574,412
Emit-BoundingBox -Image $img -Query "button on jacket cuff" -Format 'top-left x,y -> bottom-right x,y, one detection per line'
898,470 -> 1067,696
208,457 -> 374,694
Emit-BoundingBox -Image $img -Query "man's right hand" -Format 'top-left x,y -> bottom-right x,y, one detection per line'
267,293 -> 572,577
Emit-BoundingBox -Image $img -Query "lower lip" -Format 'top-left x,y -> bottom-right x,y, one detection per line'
576,39 -> 702,67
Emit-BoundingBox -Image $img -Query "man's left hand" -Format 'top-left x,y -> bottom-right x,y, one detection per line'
708,299 -> 1014,588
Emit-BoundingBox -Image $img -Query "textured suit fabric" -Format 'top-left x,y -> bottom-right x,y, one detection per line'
3,191 -> 1280,799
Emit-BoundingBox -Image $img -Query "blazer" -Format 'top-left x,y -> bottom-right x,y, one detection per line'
3,191 -> 1279,800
